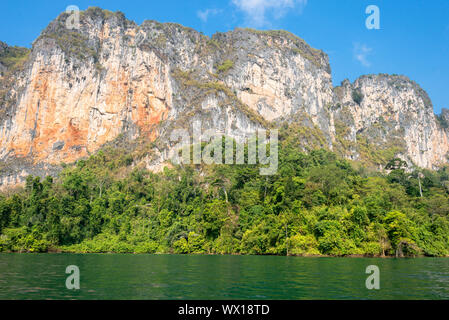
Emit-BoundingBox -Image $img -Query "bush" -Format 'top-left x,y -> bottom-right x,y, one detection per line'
288,234 -> 320,255
216,60 -> 234,73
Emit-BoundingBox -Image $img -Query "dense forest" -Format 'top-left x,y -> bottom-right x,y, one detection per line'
1,130 -> 449,257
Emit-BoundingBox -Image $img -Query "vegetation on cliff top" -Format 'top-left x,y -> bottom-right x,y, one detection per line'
0,126 -> 448,257
0,44 -> 30,74
436,111 -> 449,129
0,43 -> 31,118
237,28 -> 326,69
35,7 -> 128,63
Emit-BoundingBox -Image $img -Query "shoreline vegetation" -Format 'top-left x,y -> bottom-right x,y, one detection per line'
2,250 -> 448,258
1,130 -> 449,258
2,248 -> 448,258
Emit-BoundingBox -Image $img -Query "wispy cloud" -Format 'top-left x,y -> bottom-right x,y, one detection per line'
353,43 -> 373,67
197,8 -> 222,23
231,0 -> 307,28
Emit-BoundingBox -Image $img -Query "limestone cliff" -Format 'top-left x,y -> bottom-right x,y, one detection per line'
0,7 -> 448,188
332,75 -> 449,169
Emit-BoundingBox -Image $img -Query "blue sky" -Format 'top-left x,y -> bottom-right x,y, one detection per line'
1,0 -> 448,113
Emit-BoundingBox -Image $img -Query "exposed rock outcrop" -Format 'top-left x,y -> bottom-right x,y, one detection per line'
332,75 -> 449,168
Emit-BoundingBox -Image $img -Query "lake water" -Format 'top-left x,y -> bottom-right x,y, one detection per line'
0,254 -> 448,300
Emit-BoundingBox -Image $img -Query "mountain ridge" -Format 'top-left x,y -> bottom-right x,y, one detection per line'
0,6 -> 448,189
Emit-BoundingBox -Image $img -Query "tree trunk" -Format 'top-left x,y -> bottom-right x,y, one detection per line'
418,176 -> 423,198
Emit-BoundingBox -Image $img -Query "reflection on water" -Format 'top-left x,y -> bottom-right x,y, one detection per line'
0,254 -> 448,300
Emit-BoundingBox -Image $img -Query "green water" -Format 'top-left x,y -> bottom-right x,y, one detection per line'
0,254 -> 448,300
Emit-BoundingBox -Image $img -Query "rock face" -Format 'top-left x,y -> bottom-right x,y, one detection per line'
332,75 -> 449,169
0,7 -> 448,188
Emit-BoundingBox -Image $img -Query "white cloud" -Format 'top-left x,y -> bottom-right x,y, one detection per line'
353,43 -> 373,67
231,0 -> 307,28
197,8 -> 222,23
